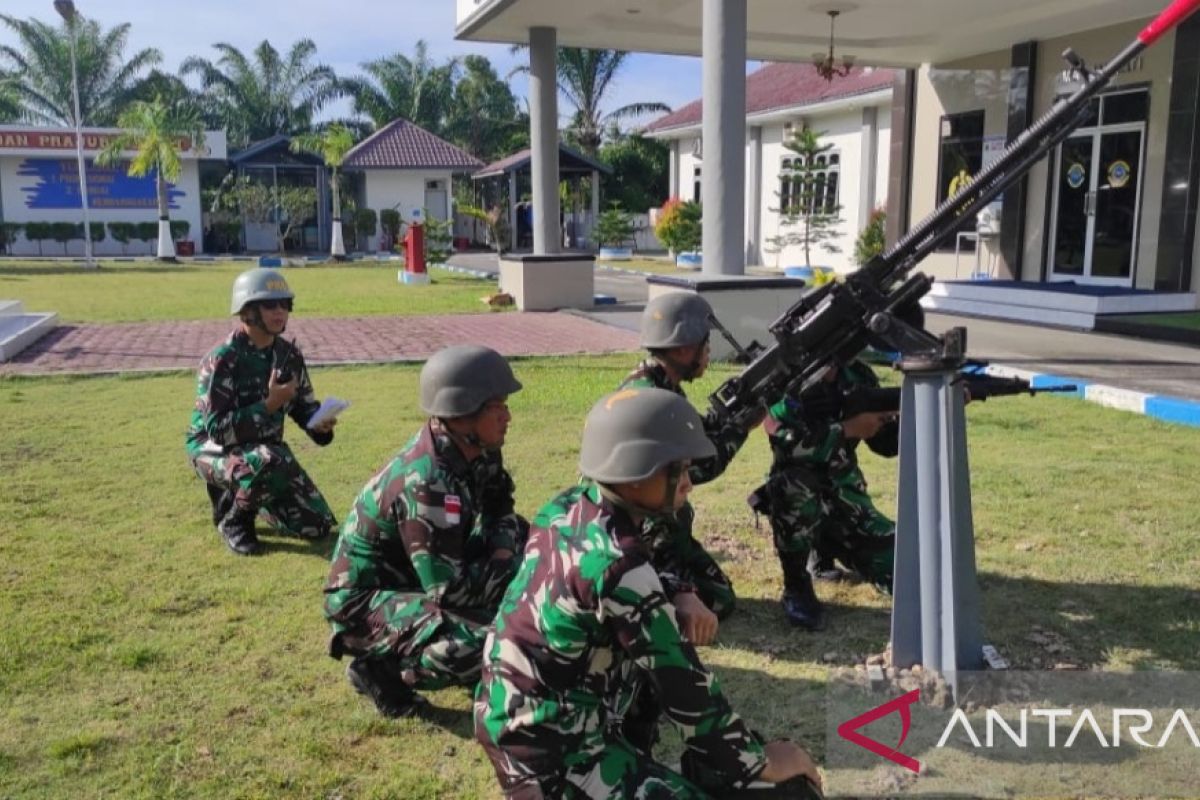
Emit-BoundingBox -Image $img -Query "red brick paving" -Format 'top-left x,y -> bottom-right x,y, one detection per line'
0,313 -> 639,375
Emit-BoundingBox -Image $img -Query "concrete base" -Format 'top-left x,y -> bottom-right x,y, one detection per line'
646,273 -> 808,361
398,270 -> 431,285
0,300 -> 58,362
926,280 -> 1197,330
499,254 -> 595,311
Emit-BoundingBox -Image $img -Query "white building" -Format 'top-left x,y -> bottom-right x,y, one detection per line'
0,125 -> 227,256
645,63 -> 893,272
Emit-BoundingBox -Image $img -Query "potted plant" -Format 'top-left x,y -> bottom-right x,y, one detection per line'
595,203 -> 635,261
654,197 -> 702,268
854,206 -> 886,266
773,126 -> 844,280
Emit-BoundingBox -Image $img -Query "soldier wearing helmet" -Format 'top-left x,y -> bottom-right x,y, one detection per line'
323,345 -> 528,718
475,388 -> 821,799
617,292 -> 764,621
186,268 -> 338,556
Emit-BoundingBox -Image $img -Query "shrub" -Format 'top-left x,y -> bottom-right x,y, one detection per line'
355,208 -> 378,249
170,220 -> 190,241
423,212 -> 453,267
654,197 -> 702,254
24,221 -> 50,255
854,207 -> 887,266
379,209 -> 401,251
0,222 -> 23,254
594,203 -> 635,249
49,222 -> 80,254
108,222 -> 133,253
135,222 -> 159,253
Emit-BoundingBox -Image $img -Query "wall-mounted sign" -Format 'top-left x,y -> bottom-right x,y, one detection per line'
1056,56 -> 1144,92
1066,162 -> 1087,189
1107,159 -> 1132,188
17,158 -> 185,210
0,128 -> 194,153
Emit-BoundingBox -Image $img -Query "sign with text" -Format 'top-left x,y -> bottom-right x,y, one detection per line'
0,129 -> 193,153
17,158 -> 185,210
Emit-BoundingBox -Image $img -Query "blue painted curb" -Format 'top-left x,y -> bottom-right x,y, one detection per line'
593,294 -> 617,305
1144,395 -> 1200,427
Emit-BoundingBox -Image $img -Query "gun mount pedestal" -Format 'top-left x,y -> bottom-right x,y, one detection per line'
890,335 -> 985,698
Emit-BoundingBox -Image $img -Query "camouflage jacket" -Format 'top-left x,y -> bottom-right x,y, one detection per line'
185,330 -> 329,458
619,358 -> 749,485
324,419 -> 524,619
765,359 -> 896,475
476,482 -> 767,790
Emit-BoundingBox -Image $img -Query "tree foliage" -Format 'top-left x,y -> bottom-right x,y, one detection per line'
0,13 -> 162,125
181,39 -> 340,147
343,41 -> 457,135
445,55 -> 523,162
599,133 -> 668,213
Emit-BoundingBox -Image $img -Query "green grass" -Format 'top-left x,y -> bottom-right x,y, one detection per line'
594,256 -> 695,276
0,259 -> 502,323
1106,311 -> 1200,331
2,358 -> 1199,798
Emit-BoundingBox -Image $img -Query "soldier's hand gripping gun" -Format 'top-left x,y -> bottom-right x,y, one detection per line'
706,0 -> 1200,427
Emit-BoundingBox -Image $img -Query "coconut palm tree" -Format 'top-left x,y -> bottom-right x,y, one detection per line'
290,123 -> 355,260
0,13 -> 162,125
510,47 -> 669,157
96,96 -> 206,261
342,41 -> 457,134
181,39 -> 339,148
0,73 -> 19,122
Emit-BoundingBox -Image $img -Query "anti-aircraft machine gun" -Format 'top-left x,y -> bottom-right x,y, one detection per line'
705,0 -> 1200,699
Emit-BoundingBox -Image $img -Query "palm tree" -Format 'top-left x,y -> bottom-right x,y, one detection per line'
181,39 -> 340,148
0,14 -> 162,125
96,96 -> 206,261
290,123 -> 355,260
342,41 -> 457,134
511,47 -> 669,157
0,73 -> 19,122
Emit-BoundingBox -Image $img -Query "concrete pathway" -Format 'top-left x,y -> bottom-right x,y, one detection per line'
0,312 -> 639,376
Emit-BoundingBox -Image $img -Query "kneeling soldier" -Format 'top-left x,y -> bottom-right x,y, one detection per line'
475,387 -> 820,799
324,345 -> 528,717
618,293 -> 761,619
186,268 -> 338,556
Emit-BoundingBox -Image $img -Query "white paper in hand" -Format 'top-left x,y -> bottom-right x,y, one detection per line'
307,397 -> 350,430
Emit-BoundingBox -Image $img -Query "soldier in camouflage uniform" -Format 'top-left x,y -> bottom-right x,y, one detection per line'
475,387 -> 821,799
324,345 -> 529,718
186,268 -> 338,556
618,293 -> 761,620
749,357 -> 898,631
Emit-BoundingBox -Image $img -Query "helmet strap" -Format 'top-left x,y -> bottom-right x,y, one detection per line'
657,338 -> 707,383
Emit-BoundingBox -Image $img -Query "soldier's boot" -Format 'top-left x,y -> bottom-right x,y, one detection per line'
807,550 -> 847,583
780,553 -> 827,632
346,656 -> 429,719
206,484 -> 235,527
218,504 -> 263,556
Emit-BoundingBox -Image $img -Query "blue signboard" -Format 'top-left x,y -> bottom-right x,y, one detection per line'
17,158 -> 185,210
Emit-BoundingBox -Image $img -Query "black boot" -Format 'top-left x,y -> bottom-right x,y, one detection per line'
780,553 -> 827,631
807,550 -> 847,583
346,656 -> 428,718
218,505 -> 262,556
206,484 -> 235,527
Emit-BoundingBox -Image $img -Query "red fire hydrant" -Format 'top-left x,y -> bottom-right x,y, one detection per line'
400,221 -> 430,285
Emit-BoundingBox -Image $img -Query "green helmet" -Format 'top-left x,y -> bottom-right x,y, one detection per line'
579,387 -> 715,483
420,345 -> 523,418
230,268 -> 294,315
639,293 -> 713,349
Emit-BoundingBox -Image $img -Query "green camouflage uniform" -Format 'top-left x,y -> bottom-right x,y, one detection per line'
323,419 -> 528,690
618,359 -> 749,619
186,330 -> 336,539
752,359 -> 896,589
474,481 -> 767,799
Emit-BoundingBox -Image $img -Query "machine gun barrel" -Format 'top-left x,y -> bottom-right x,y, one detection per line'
707,0 -> 1200,426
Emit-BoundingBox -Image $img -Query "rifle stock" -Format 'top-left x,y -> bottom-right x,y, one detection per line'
707,0 -> 1197,425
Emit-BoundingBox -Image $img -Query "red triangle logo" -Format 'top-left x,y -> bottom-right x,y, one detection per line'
836,689 -> 921,774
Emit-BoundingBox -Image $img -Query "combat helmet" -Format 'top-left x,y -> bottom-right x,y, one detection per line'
419,345 -> 523,418
639,293 -> 713,349
579,387 -> 715,483
230,268 -> 294,315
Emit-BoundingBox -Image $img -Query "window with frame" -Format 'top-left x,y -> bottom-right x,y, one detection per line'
779,151 -> 840,215
935,110 -> 985,250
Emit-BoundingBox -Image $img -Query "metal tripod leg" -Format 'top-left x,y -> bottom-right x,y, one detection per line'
891,368 -> 984,697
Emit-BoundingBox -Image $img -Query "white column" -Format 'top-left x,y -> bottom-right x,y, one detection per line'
668,140 -> 679,198
590,169 -> 600,250
529,27 -> 561,255
859,106 -> 879,231
701,0 -> 747,275
746,125 -> 762,266
508,171 -> 518,251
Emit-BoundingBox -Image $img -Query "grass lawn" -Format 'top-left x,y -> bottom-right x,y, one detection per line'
1105,311 -> 1200,331
2,357 -> 1199,798
594,256 -> 695,276
0,259 -> 502,323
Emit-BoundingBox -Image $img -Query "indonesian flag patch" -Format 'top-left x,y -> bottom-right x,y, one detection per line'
444,495 -> 462,525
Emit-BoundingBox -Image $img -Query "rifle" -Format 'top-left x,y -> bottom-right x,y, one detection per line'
796,373 -> 1077,420
707,0 -> 1200,428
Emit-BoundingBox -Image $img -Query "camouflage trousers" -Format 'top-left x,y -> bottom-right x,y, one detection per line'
647,502 -> 736,620
482,731 -> 713,800
191,441 -> 336,539
753,464 -> 894,590
325,590 -> 494,691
